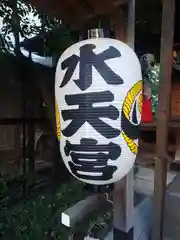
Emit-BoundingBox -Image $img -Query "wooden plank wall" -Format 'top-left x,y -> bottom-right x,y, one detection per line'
0,68 -> 41,158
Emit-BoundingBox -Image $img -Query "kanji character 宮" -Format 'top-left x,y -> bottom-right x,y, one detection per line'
65,138 -> 120,181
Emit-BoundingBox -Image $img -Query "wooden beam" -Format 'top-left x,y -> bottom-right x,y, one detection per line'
29,0 -> 129,28
58,0 -> 94,24
113,8 -> 127,41
141,120 -> 180,131
26,82 -> 35,183
152,0 -> 175,239
113,1 -> 135,239
112,0 -> 128,7
61,194 -> 107,228
86,0 -> 127,15
174,130 -> 180,163
113,172 -> 134,235
0,118 -> 45,125
29,0 -> 82,28
127,0 -> 135,48
35,69 -> 57,134
14,126 -> 22,168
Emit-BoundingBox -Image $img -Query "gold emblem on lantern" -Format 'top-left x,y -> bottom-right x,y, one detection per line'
121,80 -> 142,154
55,100 -> 61,141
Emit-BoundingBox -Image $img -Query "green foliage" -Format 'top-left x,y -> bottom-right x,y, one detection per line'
85,211 -> 112,239
0,0 -> 61,54
148,64 -> 160,114
0,174 -> 113,240
0,180 -> 88,240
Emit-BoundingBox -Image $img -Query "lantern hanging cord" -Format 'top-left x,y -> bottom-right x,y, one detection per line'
98,19 -> 101,29
96,19 -> 102,39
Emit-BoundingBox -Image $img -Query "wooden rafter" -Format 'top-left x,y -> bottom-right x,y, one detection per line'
28,0 -> 128,28
86,0 -> 120,15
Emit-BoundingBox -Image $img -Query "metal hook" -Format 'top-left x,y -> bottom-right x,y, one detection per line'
105,193 -> 113,204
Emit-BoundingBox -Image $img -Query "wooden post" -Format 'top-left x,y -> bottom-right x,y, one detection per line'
22,79 -> 27,196
113,1 -> 135,239
27,90 -> 35,185
152,0 -> 175,239
14,126 -> 22,169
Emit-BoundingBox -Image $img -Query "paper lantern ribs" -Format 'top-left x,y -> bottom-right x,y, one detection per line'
55,38 -> 142,185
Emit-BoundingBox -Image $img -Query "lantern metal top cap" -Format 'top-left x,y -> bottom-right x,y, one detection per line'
88,28 -> 104,39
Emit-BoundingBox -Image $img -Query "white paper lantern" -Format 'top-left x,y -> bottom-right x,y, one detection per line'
55,38 -> 142,185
